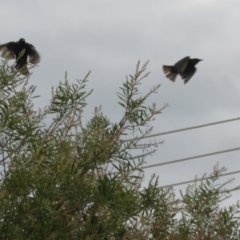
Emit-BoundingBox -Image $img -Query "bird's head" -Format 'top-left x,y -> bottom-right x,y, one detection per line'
19,38 -> 25,43
192,58 -> 202,66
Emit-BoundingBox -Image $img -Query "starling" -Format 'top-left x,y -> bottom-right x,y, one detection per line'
0,38 -> 40,75
163,56 -> 202,84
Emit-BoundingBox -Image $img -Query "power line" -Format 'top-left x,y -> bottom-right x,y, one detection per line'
123,117 -> 240,142
159,169 -> 240,189
143,147 -> 240,169
143,117 -> 240,139
121,117 -> 240,189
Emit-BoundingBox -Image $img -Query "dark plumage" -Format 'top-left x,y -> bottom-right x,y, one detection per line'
0,38 -> 40,75
163,56 -> 202,84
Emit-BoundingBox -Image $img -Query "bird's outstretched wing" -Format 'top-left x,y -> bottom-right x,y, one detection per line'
174,56 -> 189,74
0,42 -> 16,59
27,44 -> 40,64
180,67 -> 196,84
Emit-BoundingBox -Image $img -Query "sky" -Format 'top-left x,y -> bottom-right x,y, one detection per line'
1,0 -> 240,207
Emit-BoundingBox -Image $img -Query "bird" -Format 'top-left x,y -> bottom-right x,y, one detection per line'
0,38 -> 40,75
163,56 -> 202,84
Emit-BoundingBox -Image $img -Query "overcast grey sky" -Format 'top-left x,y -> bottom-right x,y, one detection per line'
1,0 -> 240,206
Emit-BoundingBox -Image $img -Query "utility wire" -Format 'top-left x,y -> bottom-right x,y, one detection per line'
143,147 -> 240,169
123,117 -> 240,142
121,117 -> 240,189
159,169 -> 240,189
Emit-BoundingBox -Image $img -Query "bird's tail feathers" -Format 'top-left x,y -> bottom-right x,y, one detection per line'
163,65 -> 177,82
15,65 -> 29,76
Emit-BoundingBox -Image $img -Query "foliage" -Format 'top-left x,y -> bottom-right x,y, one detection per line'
0,61 -> 239,239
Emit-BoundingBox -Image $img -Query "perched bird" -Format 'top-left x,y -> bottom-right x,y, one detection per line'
0,38 -> 40,75
163,56 -> 202,84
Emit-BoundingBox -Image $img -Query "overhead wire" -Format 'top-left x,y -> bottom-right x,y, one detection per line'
120,117 -> 240,188
143,147 -> 240,169
138,117 -> 240,187
123,117 -> 240,142
159,169 -> 240,189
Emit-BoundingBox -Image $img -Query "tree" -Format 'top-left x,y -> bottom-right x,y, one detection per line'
0,61 -> 239,239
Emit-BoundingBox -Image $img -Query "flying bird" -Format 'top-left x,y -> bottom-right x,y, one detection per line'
163,56 -> 202,84
0,38 -> 40,75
